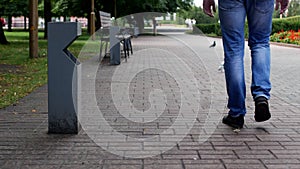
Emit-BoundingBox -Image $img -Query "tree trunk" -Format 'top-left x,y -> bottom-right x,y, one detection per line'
113,0 -> 117,18
152,17 -> 157,36
135,14 -> 144,34
8,16 -> 12,32
44,0 -> 52,39
29,0 -> 39,58
87,15 -> 91,34
0,24 -> 9,45
24,16 -> 27,30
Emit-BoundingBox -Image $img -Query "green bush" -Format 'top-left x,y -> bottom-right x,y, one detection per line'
272,19 -> 300,34
194,23 -> 246,37
273,15 -> 300,22
159,20 -> 177,25
194,15 -> 300,38
194,23 -> 221,36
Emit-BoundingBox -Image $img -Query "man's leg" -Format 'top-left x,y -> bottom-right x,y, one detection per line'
218,0 -> 247,129
219,0 -> 247,117
246,0 -> 274,122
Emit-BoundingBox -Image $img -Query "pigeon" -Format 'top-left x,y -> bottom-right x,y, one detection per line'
209,41 -> 216,48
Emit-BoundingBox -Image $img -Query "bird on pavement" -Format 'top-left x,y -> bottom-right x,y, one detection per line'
209,41 -> 216,48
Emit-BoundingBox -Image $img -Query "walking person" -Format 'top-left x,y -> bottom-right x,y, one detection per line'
203,0 -> 289,129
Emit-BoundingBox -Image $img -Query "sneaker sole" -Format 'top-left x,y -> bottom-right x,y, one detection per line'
254,102 -> 271,122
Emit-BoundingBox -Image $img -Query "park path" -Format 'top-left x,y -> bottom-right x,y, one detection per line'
0,32 -> 300,169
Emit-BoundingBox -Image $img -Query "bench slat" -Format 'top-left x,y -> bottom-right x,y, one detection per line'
99,11 -> 111,28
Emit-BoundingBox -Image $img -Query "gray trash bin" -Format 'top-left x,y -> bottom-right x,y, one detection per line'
48,22 -> 81,134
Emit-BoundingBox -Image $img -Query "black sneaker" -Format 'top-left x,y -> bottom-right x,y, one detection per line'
222,114 -> 244,129
254,96 -> 271,122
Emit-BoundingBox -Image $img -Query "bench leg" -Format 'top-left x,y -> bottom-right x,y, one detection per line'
129,38 -> 133,55
123,40 -> 127,62
125,39 -> 130,59
99,41 -> 104,61
104,41 -> 108,57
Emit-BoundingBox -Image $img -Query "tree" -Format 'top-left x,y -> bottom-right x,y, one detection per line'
0,0 -> 10,44
0,17 -> 9,44
288,0 -> 300,17
44,0 -> 193,33
41,0 -> 70,39
110,0 -> 193,32
178,5 -> 219,24
0,0 -> 29,44
52,0 -> 70,20
37,0 -> 194,34
113,0 -> 193,17
0,0 -> 28,31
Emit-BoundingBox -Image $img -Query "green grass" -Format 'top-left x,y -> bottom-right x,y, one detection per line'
0,30 -> 91,109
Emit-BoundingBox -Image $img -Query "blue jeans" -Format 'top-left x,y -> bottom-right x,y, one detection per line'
218,0 -> 273,117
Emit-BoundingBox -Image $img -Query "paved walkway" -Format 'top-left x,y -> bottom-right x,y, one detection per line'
1,33 -> 300,169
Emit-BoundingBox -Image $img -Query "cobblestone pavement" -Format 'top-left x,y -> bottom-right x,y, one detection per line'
1,33 -> 300,169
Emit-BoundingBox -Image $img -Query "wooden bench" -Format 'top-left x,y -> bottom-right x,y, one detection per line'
98,11 -> 111,60
99,11 -> 133,64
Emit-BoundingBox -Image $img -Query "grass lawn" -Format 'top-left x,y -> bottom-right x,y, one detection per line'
0,29 -> 90,109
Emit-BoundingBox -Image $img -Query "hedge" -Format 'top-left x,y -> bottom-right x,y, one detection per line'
272,19 -> 300,34
193,23 -> 221,36
194,15 -> 300,37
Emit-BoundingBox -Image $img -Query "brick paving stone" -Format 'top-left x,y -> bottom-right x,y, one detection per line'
212,144 -> 250,151
183,159 -> 225,169
262,159 -> 300,165
144,164 -> 183,169
144,159 -> 183,169
0,33 -> 300,169
234,150 -> 276,159
224,164 -> 267,169
178,142 -> 214,150
256,134 -> 293,142
144,159 -> 182,165
222,159 -> 267,169
20,165 -> 61,169
102,165 -> 142,169
185,164 -> 225,169
198,150 -> 238,160
264,164 -> 300,169
162,149 -> 199,160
